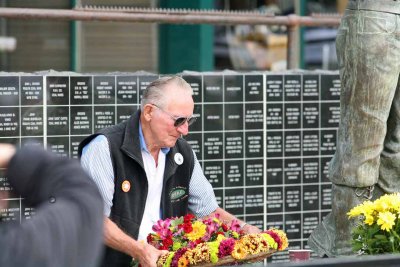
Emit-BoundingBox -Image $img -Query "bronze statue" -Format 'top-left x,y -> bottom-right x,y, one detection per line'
308,0 -> 400,257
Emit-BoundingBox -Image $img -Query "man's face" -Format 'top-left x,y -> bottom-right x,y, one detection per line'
150,85 -> 194,148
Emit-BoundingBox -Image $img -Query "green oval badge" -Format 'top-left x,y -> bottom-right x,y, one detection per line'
170,188 -> 186,200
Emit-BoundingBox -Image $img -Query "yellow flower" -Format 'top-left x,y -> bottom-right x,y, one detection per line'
186,221 -> 207,241
177,257 -> 189,267
261,233 -> 277,250
216,234 -> 226,242
231,243 -> 248,260
377,211 -> 396,232
364,214 -> 375,225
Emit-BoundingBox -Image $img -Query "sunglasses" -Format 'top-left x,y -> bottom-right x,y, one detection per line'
152,104 -> 197,127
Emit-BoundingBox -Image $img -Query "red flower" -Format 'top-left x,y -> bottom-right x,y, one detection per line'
183,223 -> 193,233
162,236 -> 173,249
221,223 -> 228,232
147,234 -> 153,244
184,214 -> 195,223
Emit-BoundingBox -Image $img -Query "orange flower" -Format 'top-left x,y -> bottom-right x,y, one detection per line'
177,256 -> 189,267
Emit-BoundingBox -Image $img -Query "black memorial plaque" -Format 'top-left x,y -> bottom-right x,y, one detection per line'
302,75 -> 320,101
70,106 -> 92,135
116,76 -> 138,104
321,74 -> 341,101
47,106 -> 69,136
21,76 -> 43,106
203,75 -> 223,102
266,75 -> 283,102
303,103 -> 319,128
224,75 -> 243,102
225,160 -> 244,187
0,200 -> 20,223
94,76 -> 115,104
284,75 -> 301,102
224,188 -> 244,215
47,136 -> 70,157
321,102 -> 340,128
21,137 -> 43,147
245,187 -> 264,214
284,213 -> 301,240
302,130 -> 319,156
285,186 -> 301,212
245,215 -> 264,229
21,106 -> 43,136
245,103 -> 263,130
245,75 -> 263,102
0,170 -> 14,194
182,75 -> 202,103
284,131 -> 301,157
303,212 -> 319,239
266,103 -> 283,130
267,187 -> 283,213
267,214 -> 284,229
94,106 -> 115,131
321,157 -> 331,183
303,185 -> 319,211
284,103 -> 301,129
303,158 -> 319,183
185,133 -> 202,160
214,189 -> 223,207
70,76 -> 92,105
321,184 -> 332,210
245,131 -> 263,158
267,132 -> 283,158
0,76 -> 19,106
203,104 -> 223,131
204,133 -> 223,160
0,107 -> 19,137
284,158 -> 301,185
117,105 -> 138,123
224,103 -> 243,130
203,161 -> 223,188
224,132 -> 243,159
320,130 -> 337,155
267,159 -> 283,185
191,104 -> 202,132
245,159 -> 263,186
47,76 -> 69,105
70,136 -> 85,159
138,75 -> 158,101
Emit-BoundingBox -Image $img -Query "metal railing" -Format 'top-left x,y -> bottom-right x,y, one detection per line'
0,6 -> 341,69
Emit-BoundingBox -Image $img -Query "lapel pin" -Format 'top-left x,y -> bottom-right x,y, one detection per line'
122,180 -> 131,192
174,153 -> 184,165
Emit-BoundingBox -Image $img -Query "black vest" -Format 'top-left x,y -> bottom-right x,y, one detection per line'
78,110 -> 195,267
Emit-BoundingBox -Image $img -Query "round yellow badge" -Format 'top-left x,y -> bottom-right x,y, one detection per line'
122,180 -> 131,192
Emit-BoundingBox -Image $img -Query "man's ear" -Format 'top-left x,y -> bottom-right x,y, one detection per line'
142,104 -> 154,122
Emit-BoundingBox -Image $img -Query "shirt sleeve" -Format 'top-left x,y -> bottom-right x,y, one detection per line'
188,150 -> 219,217
80,135 -> 114,216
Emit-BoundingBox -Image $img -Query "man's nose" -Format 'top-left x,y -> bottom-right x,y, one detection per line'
176,121 -> 189,136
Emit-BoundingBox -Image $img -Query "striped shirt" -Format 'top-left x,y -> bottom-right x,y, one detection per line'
80,128 -> 218,223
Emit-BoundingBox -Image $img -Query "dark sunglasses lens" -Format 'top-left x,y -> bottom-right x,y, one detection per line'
174,117 -> 187,127
174,117 -> 197,127
187,117 -> 197,126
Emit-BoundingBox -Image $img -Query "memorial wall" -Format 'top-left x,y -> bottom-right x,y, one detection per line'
0,70 -> 340,262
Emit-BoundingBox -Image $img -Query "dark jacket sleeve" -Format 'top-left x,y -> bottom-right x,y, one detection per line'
0,146 -> 104,267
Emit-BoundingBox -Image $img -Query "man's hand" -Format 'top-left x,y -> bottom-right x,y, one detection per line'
0,144 -> 16,169
242,223 -> 261,234
134,241 -> 168,267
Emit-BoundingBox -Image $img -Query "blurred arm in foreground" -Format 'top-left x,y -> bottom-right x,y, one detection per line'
0,144 -> 104,267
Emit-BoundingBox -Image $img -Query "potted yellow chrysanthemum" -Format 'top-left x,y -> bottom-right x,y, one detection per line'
348,193 -> 400,254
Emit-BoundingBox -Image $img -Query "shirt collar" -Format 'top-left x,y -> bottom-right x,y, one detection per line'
138,122 -> 170,154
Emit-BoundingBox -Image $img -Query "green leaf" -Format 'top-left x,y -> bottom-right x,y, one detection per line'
171,217 -> 184,227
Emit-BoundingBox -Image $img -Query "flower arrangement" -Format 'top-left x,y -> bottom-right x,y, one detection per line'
348,193 -> 400,254
147,214 -> 288,267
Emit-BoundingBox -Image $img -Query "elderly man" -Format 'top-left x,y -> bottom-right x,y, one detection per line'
79,76 -> 260,267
